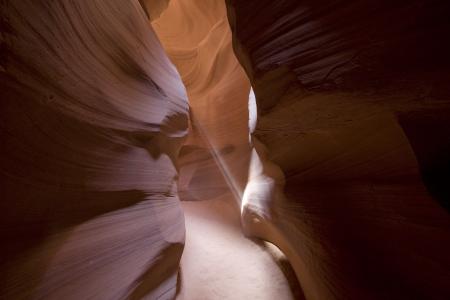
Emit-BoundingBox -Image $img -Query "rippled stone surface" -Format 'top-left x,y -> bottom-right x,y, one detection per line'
2,0 -> 450,299
226,0 -> 450,299
152,2 -> 301,298
153,0 -> 252,203
1,1 -> 188,299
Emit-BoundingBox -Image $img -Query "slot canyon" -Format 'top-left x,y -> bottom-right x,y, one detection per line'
1,0 -> 449,299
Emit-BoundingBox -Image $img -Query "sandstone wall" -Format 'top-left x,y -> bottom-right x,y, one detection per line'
0,1 -> 188,299
226,0 -> 450,299
152,0 -> 251,204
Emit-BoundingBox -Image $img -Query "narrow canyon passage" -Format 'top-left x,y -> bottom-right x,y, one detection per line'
174,96 -> 302,299
150,1 -> 303,297
2,0 -> 450,299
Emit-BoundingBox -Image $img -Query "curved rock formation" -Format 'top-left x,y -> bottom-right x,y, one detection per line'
226,0 -> 450,299
2,0 -> 450,299
139,0 -> 171,21
152,0 -> 251,203
1,1 -> 188,299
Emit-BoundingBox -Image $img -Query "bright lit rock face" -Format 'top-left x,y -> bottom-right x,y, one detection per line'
151,2 -> 302,299
0,1 -> 188,299
152,0 -> 252,203
226,0 -> 450,299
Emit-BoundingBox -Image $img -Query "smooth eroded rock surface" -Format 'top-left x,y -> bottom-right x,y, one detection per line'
153,0 -> 252,204
226,0 -> 450,299
0,1 -> 188,299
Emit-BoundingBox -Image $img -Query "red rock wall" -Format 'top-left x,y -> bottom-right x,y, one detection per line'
0,1 -> 188,299
152,0 -> 252,204
226,0 -> 450,299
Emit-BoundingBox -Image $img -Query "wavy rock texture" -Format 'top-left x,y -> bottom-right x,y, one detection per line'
226,0 -> 450,299
2,0 -> 450,299
139,0 -> 170,21
152,0 -> 251,203
0,1 -> 188,299
152,2 -> 303,299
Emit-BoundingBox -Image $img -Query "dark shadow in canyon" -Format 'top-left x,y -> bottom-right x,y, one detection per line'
398,109 -> 450,211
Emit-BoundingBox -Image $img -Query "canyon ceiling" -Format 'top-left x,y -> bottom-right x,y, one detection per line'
1,0 -> 450,300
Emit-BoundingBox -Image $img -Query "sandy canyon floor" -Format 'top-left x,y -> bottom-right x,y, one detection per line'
176,195 -> 303,300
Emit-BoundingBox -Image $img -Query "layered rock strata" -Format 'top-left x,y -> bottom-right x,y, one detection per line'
226,0 -> 450,299
152,0 -> 252,204
0,1 -> 188,299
